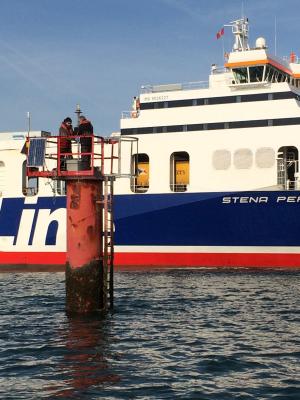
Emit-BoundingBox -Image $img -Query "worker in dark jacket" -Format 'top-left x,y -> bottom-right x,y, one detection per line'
59,117 -> 73,170
78,115 -> 93,168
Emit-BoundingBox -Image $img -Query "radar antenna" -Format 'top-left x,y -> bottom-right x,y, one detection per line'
225,17 -> 249,52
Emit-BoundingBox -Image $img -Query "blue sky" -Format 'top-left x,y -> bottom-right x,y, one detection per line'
0,0 -> 298,134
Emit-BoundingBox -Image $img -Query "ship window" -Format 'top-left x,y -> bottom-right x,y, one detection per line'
212,150 -> 231,170
272,70 -> 278,82
187,124 -> 204,131
256,148 -> 275,168
138,127 -> 153,134
166,125 -> 184,132
121,128 -> 134,135
208,122 -> 224,130
241,93 -> 268,102
249,66 -> 264,82
140,102 -> 154,110
232,68 -> 248,84
154,102 -> 164,109
55,179 -> 66,195
170,152 -> 189,192
230,120 -> 268,129
273,117 -> 300,126
233,149 -> 253,169
168,99 -> 193,107
265,66 -> 271,82
131,153 -> 149,193
209,96 -> 235,105
22,160 -> 38,196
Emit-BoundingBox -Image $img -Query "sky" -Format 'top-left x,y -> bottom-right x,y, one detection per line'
0,0 -> 299,135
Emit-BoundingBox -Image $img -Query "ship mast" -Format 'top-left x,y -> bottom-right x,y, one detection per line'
225,17 -> 250,52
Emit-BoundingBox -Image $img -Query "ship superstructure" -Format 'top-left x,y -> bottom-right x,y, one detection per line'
119,18 -> 300,194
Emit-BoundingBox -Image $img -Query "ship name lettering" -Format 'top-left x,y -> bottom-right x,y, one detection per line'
276,196 -> 300,203
222,196 -> 269,204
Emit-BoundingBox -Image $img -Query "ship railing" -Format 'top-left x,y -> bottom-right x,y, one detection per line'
283,55 -> 300,64
130,184 -> 149,193
121,111 -> 140,119
170,184 -> 188,192
140,80 -> 208,93
285,179 -> 300,190
211,67 -> 227,74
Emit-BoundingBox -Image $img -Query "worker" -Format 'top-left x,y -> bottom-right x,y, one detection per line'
78,115 -> 93,168
59,117 -> 73,170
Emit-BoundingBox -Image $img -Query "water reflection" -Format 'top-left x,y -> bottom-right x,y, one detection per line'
49,315 -> 120,398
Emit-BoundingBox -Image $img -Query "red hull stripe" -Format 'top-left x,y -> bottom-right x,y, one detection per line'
115,252 -> 300,268
0,252 -> 300,268
0,252 -> 66,265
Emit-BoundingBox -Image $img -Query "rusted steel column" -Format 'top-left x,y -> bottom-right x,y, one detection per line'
65,180 -> 104,314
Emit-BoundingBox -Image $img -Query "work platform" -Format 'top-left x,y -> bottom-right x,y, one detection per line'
25,134 -> 135,179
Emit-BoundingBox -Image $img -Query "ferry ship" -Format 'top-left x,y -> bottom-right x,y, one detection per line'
1,17 -> 300,269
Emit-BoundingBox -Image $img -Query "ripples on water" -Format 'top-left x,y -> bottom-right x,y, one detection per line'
0,269 -> 299,399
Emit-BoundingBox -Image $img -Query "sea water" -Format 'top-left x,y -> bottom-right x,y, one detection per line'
0,269 -> 299,399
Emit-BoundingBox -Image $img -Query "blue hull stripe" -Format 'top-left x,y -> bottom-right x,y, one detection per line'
114,191 -> 300,246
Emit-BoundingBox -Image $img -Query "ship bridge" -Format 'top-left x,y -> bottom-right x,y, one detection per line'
224,18 -> 300,87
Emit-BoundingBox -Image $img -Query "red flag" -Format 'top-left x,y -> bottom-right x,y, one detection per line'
216,27 -> 224,39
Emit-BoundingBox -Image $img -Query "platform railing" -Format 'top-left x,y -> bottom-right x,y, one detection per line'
26,134 -> 138,180
26,135 -> 103,179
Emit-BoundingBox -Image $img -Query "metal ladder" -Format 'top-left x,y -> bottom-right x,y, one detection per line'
102,175 -> 115,309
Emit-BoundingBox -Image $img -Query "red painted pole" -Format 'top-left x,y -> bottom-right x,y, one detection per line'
25,134 -> 117,314
65,179 -> 105,314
